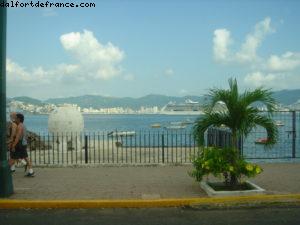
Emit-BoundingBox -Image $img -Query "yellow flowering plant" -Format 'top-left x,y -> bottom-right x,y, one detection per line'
189,147 -> 263,185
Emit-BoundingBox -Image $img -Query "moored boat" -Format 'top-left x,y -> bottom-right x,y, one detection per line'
108,131 -> 136,137
164,124 -> 187,130
255,138 -> 268,144
275,120 -> 284,126
151,123 -> 161,128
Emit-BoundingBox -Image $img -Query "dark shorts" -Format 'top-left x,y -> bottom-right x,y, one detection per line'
11,142 -> 28,159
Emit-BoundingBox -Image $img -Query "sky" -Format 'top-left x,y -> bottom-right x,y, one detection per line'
6,0 -> 300,100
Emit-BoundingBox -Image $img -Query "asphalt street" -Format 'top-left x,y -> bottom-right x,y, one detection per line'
1,206 -> 300,225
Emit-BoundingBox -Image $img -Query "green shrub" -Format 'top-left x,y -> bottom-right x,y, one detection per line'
189,147 -> 262,184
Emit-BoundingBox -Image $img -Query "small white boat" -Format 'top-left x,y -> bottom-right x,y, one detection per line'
164,124 -> 187,130
181,119 -> 194,125
108,131 -> 136,137
151,123 -> 161,128
170,121 -> 183,125
275,121 -> 284,126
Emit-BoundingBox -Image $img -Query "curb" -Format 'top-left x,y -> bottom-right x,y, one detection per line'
1,194 -> 300,209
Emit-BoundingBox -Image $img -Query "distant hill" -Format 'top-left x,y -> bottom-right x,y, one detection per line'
8,96 -> 44,106
272,89 -> 300,105
45,94 -> 205,110
8,89 -> 300,109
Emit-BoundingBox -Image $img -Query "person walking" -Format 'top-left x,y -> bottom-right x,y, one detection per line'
11,113 -> 35,177
8,112 -> 27,172
7,112 -> 18,172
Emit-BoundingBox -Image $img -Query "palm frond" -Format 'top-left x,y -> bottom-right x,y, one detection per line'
193,77 -> 278,149
228,78 -> 239,102
193,112 -> 230,146
241,88 -> 276,112
206,88 -> 230,112
252,115 -> 278,147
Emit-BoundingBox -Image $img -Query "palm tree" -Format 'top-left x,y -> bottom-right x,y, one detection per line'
193,78 -> 278,185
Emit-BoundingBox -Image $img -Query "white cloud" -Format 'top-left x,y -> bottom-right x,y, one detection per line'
243,71 -> 289,89
213,18 -> 300,90
213,29 -> 232,61
236,17 -> 274,63
7,29 -> 125,89
266,52 -> 300,71
165,68 -> 174,76
6,58 -> 31,82
244,71 -> 276,87
243,71 -> 300,90
60,30 -> 125,80
6,58 -> 80,86
213,18 -> 274,64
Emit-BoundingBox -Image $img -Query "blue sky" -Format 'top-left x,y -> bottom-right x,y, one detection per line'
6,0 -> 300,100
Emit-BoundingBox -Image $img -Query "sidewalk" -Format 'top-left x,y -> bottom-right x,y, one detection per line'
7,163 -> 300,200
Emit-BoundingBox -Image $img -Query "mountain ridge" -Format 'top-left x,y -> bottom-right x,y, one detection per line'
8,89 -> 300,110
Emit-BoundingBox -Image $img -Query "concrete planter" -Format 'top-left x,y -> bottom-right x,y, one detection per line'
200,180 -> 265,197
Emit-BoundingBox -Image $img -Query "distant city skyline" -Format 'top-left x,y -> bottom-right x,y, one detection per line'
6,0 -> 300,100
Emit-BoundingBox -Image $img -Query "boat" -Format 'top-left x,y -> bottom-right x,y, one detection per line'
275,121 -> 284,126
107,131 -> 136,137
170,121 -> 183,125
255,138 -> 268,144
151,123 -> 161,128
160,99 -> 204,115
164,124 -> 187,130
181,118 -> 194,125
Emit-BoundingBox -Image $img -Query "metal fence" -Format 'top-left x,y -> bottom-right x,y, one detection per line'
27,130 -> 198,165
207,111 -> 300,159
25,111 -> 300,165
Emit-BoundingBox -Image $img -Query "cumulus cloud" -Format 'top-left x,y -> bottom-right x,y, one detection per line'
6,58 -> 81,86
235,17 -> 274,63
6,59 -> 31,82
244,71 -> 277,87
213,17 -> 274,63
266,52 -> 300,71
243,70 -> 300,89
212,18 -> 300,90
243,71 -> 290,89
213,29 -> 232,61
7,29 -> 125,89
60,30 -> 124,80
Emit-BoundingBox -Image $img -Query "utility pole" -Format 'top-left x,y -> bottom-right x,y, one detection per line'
0,1 -> 14,197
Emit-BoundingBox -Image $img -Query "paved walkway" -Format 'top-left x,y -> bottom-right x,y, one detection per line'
7,163 -> 300,200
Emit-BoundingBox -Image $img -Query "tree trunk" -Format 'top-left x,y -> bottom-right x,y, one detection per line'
231,130 -> 238,153
230,173 -> 238,186
223,172 -> 230,185
230,129 -> 239,186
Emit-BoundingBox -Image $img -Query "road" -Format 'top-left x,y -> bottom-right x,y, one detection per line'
1,206 -> 300,225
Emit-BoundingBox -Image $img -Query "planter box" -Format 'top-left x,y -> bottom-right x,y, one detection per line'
200,180 -> 265,197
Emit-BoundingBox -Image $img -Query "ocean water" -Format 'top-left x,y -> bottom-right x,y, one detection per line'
23,114 -> 199,133
21,112 -> 300,160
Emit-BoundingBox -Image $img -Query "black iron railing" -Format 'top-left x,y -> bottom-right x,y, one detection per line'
25,111 -> 300,165
27,130 -> 198,165
207,111 -> 300,159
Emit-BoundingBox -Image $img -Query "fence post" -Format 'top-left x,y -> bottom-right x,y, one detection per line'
84,135 -> 88,164
292,111 -> 296,158
239,136 -> 243,157
162,133 -> 165,163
